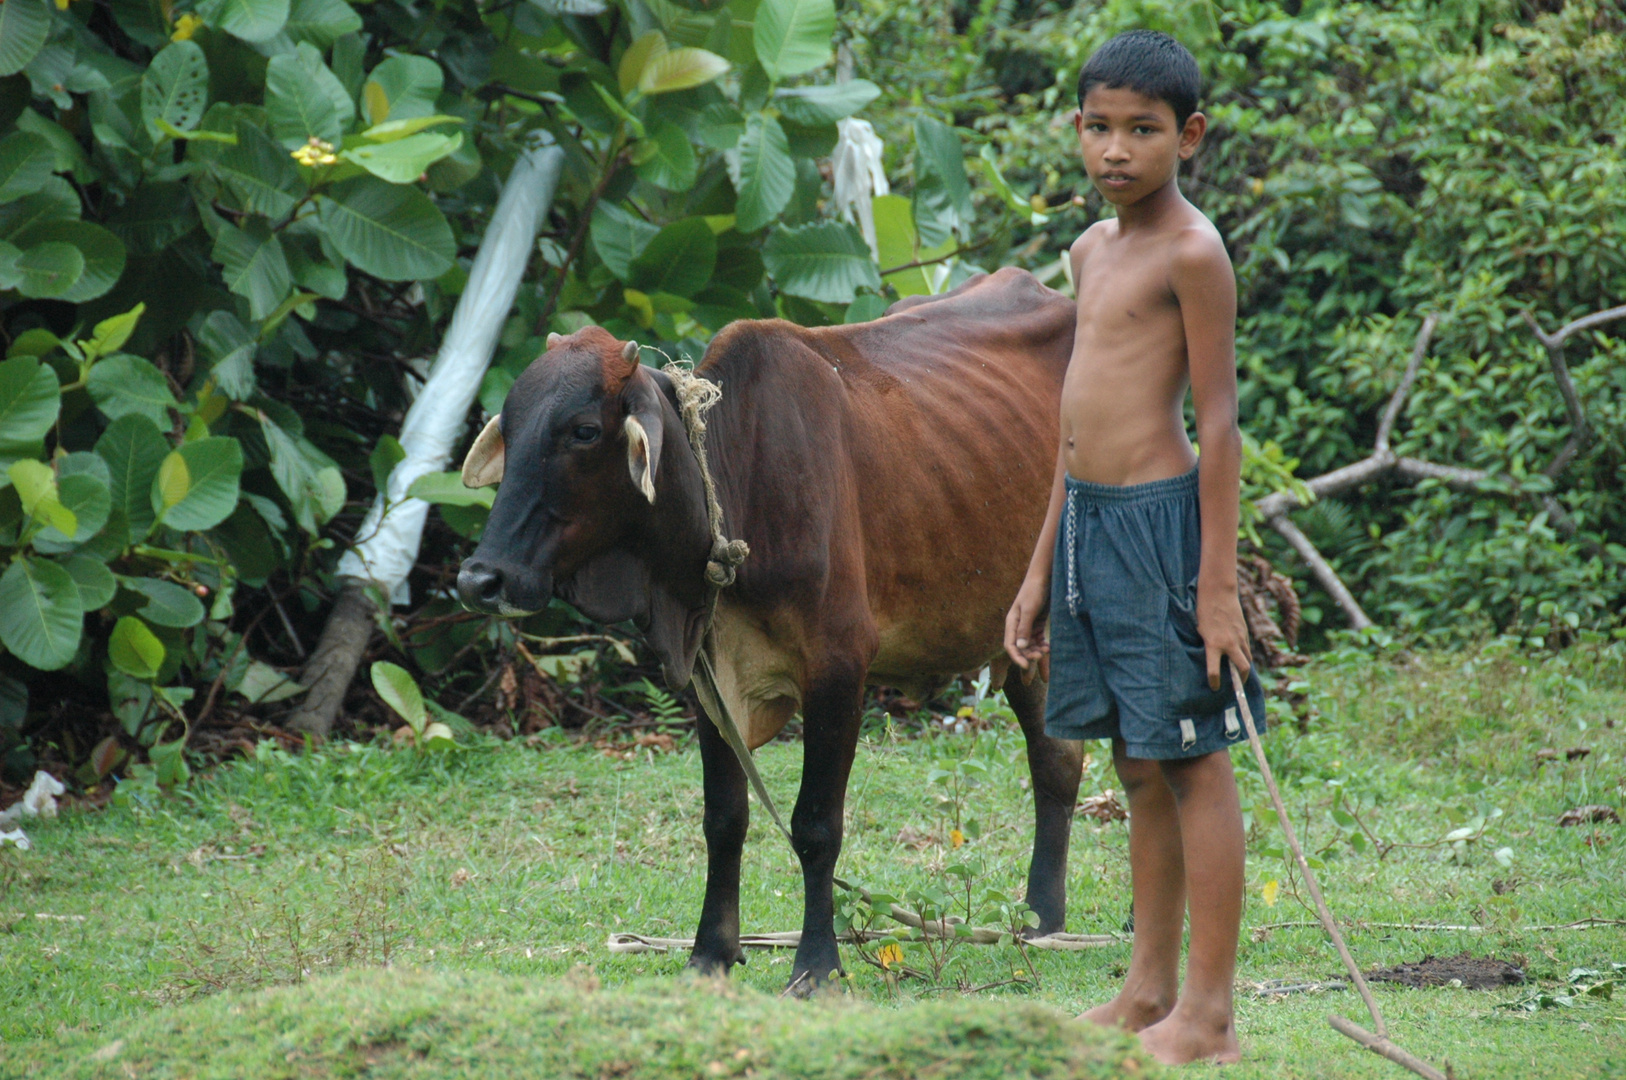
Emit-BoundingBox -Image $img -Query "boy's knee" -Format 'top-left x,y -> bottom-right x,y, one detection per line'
1112,751 -> 1166,796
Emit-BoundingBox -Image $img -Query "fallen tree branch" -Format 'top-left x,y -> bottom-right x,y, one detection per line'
1253,917 -> 1626,935
603,928 -> 1126,954
1268,514 -> 1373,630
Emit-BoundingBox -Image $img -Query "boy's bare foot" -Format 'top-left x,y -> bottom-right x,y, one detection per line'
1137,1006 -> 1241,1065
1077,990 -> 1173,1032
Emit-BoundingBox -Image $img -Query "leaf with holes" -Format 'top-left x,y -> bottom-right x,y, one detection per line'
141,41 -> 210,143
0,556 -> 83,672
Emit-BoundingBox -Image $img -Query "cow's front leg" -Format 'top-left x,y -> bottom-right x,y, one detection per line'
786,665 -> 866,994
687,713 -> 748,975
1004,669 -> 1084,935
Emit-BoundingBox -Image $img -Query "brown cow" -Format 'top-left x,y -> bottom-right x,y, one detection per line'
457,267 -> 1084,990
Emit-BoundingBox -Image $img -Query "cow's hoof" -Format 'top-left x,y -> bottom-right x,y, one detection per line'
686,949 -> 744,976
784,966 -> 844,998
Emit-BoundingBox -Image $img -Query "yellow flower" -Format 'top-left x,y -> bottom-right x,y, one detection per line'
171,13 -> 203,40
1261,879 -> 1280,907
291,137 -> 338,167
876,943 -> 903,970
949,828 -> 965,849
1250,177 -> 1266,197
55,0 -> 71,10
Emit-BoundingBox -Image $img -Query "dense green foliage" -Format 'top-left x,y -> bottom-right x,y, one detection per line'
0,0 -> 1015,779
849,0 -> 1626,643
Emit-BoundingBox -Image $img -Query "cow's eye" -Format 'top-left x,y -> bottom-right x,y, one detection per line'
572,424 -> 600,444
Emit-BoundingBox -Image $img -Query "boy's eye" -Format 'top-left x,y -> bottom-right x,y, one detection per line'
1135,125 -> 1155,135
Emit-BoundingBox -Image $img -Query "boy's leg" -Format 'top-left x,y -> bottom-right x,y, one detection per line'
1079,738 -> 1185,1031
1138,748 -> 1244,1065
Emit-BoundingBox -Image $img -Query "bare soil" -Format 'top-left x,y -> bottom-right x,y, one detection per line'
1367,952 -> 1527,990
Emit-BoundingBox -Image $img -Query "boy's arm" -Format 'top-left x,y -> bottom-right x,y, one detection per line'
1005,446 -> 1068,676
1005,234 -> 1093,676
1171,229 -> 1252,689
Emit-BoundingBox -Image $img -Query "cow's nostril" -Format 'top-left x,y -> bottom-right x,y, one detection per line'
456,562 -> 505,612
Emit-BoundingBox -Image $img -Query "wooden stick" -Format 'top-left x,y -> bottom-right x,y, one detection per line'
1329,1016 -> 1448,1080
1233,677 -> 1450,1080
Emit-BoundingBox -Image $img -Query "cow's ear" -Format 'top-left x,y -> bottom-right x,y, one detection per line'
546,332 -> 563,349
462,415 -> 505,487
622,371 -> 664,504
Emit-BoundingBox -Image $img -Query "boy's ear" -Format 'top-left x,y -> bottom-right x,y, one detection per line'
1072,108 -> 1083,136
1179,111 -> 1207,160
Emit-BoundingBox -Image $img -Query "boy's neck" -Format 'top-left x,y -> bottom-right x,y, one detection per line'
1112,175 -> 1186,231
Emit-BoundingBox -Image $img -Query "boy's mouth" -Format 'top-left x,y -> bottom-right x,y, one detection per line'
1097,172 -> 1135,189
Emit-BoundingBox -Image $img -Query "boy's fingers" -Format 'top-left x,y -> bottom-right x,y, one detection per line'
1206,643 -> 1221,690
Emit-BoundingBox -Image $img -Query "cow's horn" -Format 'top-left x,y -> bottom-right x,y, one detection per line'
546,332 -> 563,349
461,414 -> 505,488
621,340 -> 640,370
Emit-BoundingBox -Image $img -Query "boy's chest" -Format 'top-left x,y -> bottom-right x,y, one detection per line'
1075,245 -> 1179,333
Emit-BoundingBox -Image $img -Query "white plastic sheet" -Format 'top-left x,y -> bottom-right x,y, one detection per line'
831,118 -> 889,260
337,139 -> 565,601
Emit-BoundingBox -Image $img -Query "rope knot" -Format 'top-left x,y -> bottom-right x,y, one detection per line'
705,538 -> 750,587
663,361 -> 749,595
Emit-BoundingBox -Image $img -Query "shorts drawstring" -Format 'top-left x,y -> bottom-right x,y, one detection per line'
1064,487 -> 1080,618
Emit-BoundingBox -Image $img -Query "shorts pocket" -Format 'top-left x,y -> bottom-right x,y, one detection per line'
1164,586 -> 1230,719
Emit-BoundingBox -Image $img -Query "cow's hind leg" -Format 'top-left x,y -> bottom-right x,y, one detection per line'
786,663 -> 867,994
688,713 -> 748,975
1004,670 -> 1084,935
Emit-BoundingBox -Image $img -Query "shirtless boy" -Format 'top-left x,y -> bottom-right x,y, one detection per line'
1004,30 -> 1266,1066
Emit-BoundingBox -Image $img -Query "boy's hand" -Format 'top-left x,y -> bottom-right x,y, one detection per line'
1196,584 -> 1251,691
1005,575 -> 1052,682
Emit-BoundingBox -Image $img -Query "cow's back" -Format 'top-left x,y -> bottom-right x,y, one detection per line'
699,268 -> 1074,690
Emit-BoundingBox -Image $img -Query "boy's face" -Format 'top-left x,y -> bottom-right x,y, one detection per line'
1073,85 -> 1206,208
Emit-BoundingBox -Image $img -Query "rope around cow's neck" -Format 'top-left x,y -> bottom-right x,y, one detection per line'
658,363 -> 796,846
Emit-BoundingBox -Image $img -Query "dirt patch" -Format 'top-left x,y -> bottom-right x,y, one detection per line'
1368,952 -> 1526,989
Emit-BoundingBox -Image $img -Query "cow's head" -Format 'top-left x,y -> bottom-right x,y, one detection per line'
455,327 -> 710,686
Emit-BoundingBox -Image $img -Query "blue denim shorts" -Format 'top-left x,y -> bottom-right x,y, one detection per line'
1043,466 -> 1267,759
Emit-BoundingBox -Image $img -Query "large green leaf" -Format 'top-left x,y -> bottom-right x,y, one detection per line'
11,240 -> 82,298
87,355 -> 178,427
0,0 -> 52,79
340,131 -> 463,185
774,80 -> 881,126
634,122 -> 697,192
58,554 -> 116,610
152,437 -> 243,532
318,177 -> 454,281
590,201 -> 659,282
639,48 -> 730,94
0,356 -> 60,450
196,0 -> 290,44
265,43 -> 353,148
11,219 -> 125,302
0,556 -> 82,671
873,193 -> 952,298
752,0 -> 834,82
119,576 -> 205,628
284,0 -> 361,48
197,310 -> 258,400
209,123 -> 301,218
364,55 -> 442,124
406,471 -> 495,508
106,183 -> 198,255
33,457 -> 111,551
629,217 -> 717,298
911,116 -> 974,248
0,131 -> 53,203
140,41 -> 209,143
370,660 -> 425,731
762,220 -> 881,304
95,414 -> 169,542
212,219 -> 291,320
260,413 -> 345,532
108,615 -> 163,679
731,113 -> 794,232
0,176 -> 80,238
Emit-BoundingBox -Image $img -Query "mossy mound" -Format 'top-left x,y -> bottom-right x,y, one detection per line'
11,967 -> 1159,1079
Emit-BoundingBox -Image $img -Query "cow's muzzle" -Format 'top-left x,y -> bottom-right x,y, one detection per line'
456,558 -> 547,617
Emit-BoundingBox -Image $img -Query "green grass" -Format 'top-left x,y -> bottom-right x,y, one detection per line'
1,643 -> 1623,1078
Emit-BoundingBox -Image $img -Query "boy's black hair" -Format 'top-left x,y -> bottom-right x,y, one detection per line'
1076,30 -> 1200,128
